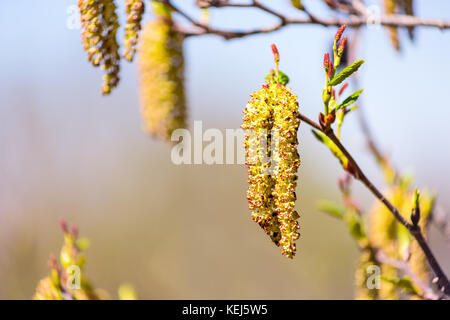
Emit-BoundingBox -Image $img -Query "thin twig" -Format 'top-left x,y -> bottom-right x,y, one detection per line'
297,112 -> 450,297
374,249 -> 441,300
156,0 -> 450,40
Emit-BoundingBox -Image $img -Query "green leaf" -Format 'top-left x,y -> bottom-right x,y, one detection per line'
382,276 -> 419,295
345,211 -> 367,243
311,130 -> 348,168
317,200 -> 346,219
337,89 -> 364,110
329,60 -> 364,86
265,69 -> 289,85
75,237 -> 91,251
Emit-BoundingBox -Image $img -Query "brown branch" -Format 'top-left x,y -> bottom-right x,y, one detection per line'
297,112 -> 450,297
374,249 -> 441,300
157,0 -> 450,40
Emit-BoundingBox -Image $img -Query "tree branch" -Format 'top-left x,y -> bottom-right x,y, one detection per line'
157,0 -> 450,40
297,112 -> 450,297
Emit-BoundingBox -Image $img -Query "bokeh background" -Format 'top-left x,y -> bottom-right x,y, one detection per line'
0,0 -> 449,299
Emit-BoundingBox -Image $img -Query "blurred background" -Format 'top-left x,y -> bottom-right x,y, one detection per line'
0,0 -> 449,299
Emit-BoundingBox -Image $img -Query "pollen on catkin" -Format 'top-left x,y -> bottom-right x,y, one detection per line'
78,0 -> 121,95
242,80 -> 300,258
137,15 -> 187,141
123,0 -> 145,61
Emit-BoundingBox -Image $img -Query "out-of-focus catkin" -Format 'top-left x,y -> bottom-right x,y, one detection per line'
123,0 -> 145,61
368,186 -> 403,299
78,0 -> 121,95
355,250 -> 378,300
384,0 -> 400,51
403,191 -> 435,292
138,14 -> 187,141
242,80 -> 300,258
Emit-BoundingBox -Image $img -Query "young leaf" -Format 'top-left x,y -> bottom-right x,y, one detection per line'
329,60 -> 364,86
345,211 -> 367,243
337,89 -> 364,110
311,130 -> 349,168
317,200 -> 346,219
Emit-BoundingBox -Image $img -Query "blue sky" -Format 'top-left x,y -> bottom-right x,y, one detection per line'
1,0 -> 450,199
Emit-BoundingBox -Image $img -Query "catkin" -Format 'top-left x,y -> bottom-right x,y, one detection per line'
384,0 -> 400,51
368,187 -> 402,299
355,250 -> 378,300
400,0 -> 415,40
138,16 -> 187,141
242,81 -> 300,258
78,0 -> 121,95
404,192 -> 435,290
123,0 -> 145,61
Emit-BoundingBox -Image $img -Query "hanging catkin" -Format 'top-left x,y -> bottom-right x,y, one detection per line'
242,71 -> 301,258
78,0 -> 121,95
137,8 -> 186,141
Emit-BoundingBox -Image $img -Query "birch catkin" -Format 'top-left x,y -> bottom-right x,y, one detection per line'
123,0 -> 145,61
242,79 -> 301,258
138,14 -> 187,141
78,0 -> 121,95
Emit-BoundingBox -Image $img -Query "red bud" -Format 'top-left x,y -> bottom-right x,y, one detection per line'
338,83 -> 349,96
335,24 -> 347,43
271,44 -> 280,62
328,60 -> 333,79
338,37 -> 347,55
323,53 -> 330,70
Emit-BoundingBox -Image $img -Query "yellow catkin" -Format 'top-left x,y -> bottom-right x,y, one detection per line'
401,0 -> 415,39
123,0 -> 145,61
402,191 -> 435,293
384,0 -> 400,51
242,81 -> 300,258
78,0 -> 121,95
355,250 -> 378,300
138,16 -> 186,141
368,187 -> 404,299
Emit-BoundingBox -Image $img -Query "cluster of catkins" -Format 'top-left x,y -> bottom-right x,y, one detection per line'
78,0 -> 147,94
33,220 -> 99,300
242,47 -> 301,258
138,7 -> 187,141
78,1 -> 187,141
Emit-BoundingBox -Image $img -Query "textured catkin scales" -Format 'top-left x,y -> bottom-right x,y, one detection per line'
78,0 -> 121,95
242,82 -> 300,258
138,18 -> 187,141
123,0 -> 145,61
